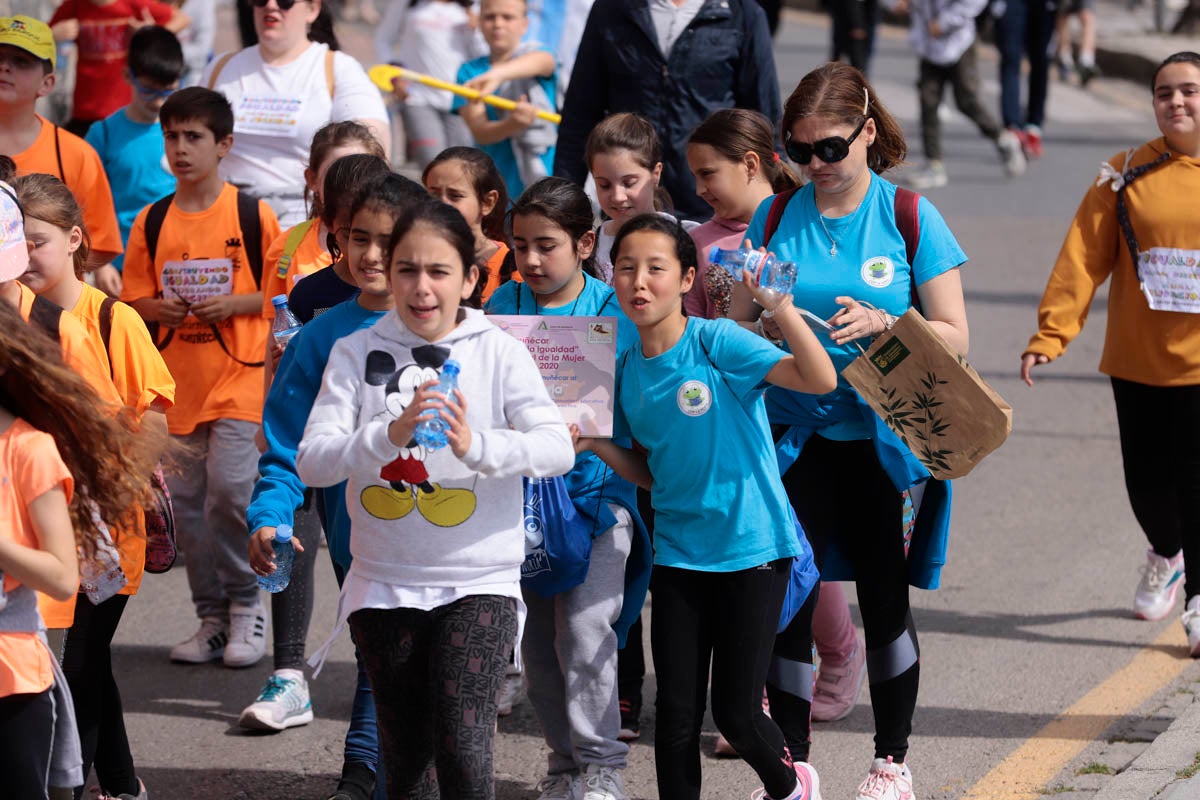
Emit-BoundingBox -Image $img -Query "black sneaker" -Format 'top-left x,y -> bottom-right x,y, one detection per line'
618,695 -> 641,742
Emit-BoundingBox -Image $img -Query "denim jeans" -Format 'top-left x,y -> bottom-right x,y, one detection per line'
995,0 -> 1059,128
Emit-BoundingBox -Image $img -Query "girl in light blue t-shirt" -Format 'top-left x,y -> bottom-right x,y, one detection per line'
581,213 -> 836,800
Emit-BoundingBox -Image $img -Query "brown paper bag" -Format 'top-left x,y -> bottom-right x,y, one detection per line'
842,309 -> 1012,480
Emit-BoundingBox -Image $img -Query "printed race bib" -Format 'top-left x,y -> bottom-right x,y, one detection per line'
1138,248 -> 1200,313
234,94 -> 306,138
161,259 -> 234,304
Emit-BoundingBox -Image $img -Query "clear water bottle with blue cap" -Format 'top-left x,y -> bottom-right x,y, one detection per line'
415,360 -> 462,451
709,246 -> 798,298
271,295 -> 303,348
258,524 -> 296,593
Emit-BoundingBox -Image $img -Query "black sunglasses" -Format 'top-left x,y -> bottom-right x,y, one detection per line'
784,116 -> 868,166
251,0 -> 312,10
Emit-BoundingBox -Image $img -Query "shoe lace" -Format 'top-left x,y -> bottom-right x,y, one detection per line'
858,765 -> 897,799
536,774 -> 573,796
583,769 -> 621,799
258,675 -> 290,703
1142,558 -> 1176,592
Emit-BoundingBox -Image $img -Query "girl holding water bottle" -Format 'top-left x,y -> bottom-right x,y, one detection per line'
581,213 -> 835,800
297,199 -> 574,799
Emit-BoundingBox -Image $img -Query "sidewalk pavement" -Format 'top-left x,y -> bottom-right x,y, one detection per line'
1093,0 -> 1200,85
1093,695 -> 1200,799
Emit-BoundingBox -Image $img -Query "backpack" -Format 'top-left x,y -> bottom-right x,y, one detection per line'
97,297 -> 178,574
143,190 -> 266,367
29,293 -> 64,343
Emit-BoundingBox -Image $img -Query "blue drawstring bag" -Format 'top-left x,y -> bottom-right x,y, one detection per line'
521,476 -> 594,597
778,506 -> 820,633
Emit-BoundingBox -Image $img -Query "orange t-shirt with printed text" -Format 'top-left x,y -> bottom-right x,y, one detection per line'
120,184 -> 281,435
0,419 -> 73,698
480,240 -> 520,305
12,117 -> 123,260
260,219 -> 333,320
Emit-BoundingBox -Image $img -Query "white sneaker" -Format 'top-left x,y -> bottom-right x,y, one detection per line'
238,669 -> 314,731
1134,549 -> 1185,621
497,670 -> 525,716
750,761 -> 823,800
581,766 -> 628,800
536,772 -> 582,800
906,161 -> 947,191
224,601 -> 267,668
855,757 -> 914,800
169,617 -> 228,663
997,130 -> 1026,177
1183,597 -> 1200,657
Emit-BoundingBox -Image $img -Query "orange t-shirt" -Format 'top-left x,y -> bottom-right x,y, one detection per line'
17,283 -> 122,408
260,219 -> 333,320
0,419 -> 73,698
121,184 -> 281,436
12,117 -> 123,260
479,240 -> 520,305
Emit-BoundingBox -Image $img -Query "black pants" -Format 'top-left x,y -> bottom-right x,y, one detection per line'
0,688 -> 54,798
918,43 -> 1002,161
270,505 -> 322,670
62,593 -> 137,799
1112,378 -> 1200,600
829,0 -> 879,74
768,583 -> 820,763
652,560 -> 797,800
782,435 -> 919,761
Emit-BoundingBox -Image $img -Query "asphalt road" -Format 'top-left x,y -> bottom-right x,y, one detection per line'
108,8 -> 1200,800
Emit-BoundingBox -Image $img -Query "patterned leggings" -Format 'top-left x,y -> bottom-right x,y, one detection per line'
349,596 -> 517,800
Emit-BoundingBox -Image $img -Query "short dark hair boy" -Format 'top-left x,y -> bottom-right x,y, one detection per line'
128,25 -> 185,86
160,86 -> 235,142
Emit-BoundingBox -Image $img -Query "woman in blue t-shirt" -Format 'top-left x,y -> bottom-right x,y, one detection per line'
582,213 -> 836,800
745,62 -> 970,800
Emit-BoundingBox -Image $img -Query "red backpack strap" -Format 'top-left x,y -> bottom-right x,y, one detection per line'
763,187 -> 800,246
893,187 -> 922,311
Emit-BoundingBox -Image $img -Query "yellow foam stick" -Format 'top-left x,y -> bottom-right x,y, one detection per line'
369,64 -> 562,126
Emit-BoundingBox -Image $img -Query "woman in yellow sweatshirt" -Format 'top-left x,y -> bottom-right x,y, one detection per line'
1021,51 -> 1200,651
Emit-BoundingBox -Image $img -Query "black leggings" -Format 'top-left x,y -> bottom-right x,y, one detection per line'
271,505 -> 322,670
651,560 -> 797,800
782,434 -> 918,762
1112,378 -> 1200,600
62,593 -> 136,799
768,584 -> 819,763
0,688 -> 54,798
348,596 -> 517,800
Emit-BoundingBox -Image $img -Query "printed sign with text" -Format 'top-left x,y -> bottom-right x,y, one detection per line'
160,258 -> 234,304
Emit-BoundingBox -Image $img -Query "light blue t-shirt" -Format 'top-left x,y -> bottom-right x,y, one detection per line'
453,50 -> 557,199
486,273 -> 639,526
746,173 -> 967,440
614,317 -> 803,572
85,109 -> 176,271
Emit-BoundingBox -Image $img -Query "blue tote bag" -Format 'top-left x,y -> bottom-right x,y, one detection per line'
521,476 -> 594,597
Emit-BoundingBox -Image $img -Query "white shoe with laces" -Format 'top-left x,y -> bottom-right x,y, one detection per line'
906,161 -> 948,191
169,617 -> 227,663
997,130 -> 1027,177
581,766 -> 628,800
1182,596 -> 1200,657
749,761 -> 822,800
855,757 -> 914,800
224,601 -> 267,668
238,669 -> 314,731
1134,549 -> 1185,621
535,772 -> 582,800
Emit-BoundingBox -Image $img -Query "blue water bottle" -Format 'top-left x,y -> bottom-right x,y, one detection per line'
258,524 -> 295,593
271,295 -> 303,348
709,246 -> 798,297
414,360 -> 462,451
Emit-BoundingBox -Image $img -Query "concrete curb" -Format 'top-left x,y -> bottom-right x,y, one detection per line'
1094,695 -> 1200,800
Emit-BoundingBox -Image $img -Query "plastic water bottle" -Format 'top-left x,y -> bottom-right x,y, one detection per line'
414,360 -> 462,451
257,524 -> 295,593
271,295 -> 303,348
709,246 -> 798,297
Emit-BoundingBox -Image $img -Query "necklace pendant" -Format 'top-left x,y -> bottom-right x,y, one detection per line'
830,243 -> 837,257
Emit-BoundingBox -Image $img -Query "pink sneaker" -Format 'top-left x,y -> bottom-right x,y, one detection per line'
812,635 -> 866,722
749,761 -> 823,800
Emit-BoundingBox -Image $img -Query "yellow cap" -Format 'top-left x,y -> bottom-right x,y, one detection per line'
0,16 -> 56,70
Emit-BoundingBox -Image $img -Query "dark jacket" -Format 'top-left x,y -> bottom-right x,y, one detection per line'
553,0 -> 781,221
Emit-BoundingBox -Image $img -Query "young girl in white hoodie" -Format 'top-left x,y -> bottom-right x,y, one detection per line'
296,199 -> 575,799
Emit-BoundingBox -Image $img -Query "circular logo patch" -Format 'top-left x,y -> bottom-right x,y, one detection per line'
676,380 -> 712,417
861,256 -> 895,288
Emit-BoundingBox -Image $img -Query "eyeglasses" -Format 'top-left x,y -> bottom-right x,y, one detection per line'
132,79 -> 176,100
250,0 -> 312,10
785,116 -> 867,165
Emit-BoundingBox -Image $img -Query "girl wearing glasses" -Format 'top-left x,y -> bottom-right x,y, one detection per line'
202,0 -> 390,227
745,62 -> 968,800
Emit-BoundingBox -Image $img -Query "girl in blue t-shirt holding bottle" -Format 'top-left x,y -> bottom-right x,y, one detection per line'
746,63 -> 969,800
485,177 -> 649,800
581,213 -> 836,800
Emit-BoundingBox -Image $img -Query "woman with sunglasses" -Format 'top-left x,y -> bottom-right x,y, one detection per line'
744,62 -> 968,800
201,0 -> 390,227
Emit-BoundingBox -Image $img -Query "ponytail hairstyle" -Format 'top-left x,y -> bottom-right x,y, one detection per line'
307,1 -> 340,49
688,108 -> 802,194
509,177 -> 598,278
306,121 -> 387,221
13,173 -> 91,276
320,153 -> 391,258
422,146 -> 509,242
584,111 -> 673,212
781,62 -> 906,174
0,300 -> 158,559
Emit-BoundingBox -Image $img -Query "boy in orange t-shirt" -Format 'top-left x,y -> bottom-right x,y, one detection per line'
0,16 -> 125,296
122,87 -> 280,670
